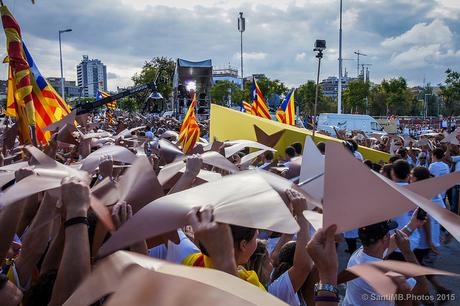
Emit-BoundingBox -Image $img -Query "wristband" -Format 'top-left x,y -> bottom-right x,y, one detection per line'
404,225 -> 414,234
314,283 -> 339,296
313,295 -> 340,303
64,216 -> 89,228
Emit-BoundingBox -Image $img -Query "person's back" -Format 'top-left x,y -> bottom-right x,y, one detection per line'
342,248 -> 392,306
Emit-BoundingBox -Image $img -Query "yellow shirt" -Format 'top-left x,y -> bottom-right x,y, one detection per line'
182,253 -> 266,290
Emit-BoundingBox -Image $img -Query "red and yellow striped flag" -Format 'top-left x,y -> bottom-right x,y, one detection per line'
251,77 -> 271,119
1,5 -> 35,143
178,94 -> 200,154
1,5 -> 71,144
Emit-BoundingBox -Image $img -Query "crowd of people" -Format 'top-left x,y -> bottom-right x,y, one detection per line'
0,110 -> 459,306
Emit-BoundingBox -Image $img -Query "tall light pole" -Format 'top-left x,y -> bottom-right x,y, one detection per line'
238,12 -> 245,90
313,40 -> 326,140
59,28 -> 72,100
337,0 -> 343,114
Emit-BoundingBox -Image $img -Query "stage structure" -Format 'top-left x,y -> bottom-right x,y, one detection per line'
173,58 -> 213,119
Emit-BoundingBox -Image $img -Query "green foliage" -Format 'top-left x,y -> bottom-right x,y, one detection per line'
131,57 -> 175,110
117,97 -> 139,112
241,76 -> 288,108
210,81 -> 243,106
439,69 -> 460,115
343,80 -> 370,113
295,80 -> 335,115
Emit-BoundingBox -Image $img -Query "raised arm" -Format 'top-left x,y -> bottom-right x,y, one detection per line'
168,155 -> 202,194
48,177 -> 91,306
286,189 -> 313,291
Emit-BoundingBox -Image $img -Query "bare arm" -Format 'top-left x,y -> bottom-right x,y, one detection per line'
48,178 -> 91,306
168,156 -> 202,194
286,189 -> 313,291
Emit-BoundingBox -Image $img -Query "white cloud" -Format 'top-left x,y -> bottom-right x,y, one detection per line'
233,52 -> 267,61
381,19 -> 452,49
428,0 -> 460,20
295,52 -> 306,61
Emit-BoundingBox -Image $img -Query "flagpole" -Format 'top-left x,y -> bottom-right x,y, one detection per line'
337,0 -> 343,114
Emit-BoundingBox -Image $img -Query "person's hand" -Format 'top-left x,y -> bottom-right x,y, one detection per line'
0,280 -> 23,306
61,177 -> 90,220
149,154 -> 160,173
387,272 -> 411,296
306,224 -> 338,284
187,206 -> 236,274
428,242 -> 440,256
408,208 -> 426,230
112,201 -> 133,230
98,155 -> 113,179
285,188 -> 307,217
184,154 -> 203,178
15,167 -> 35,182
394,229 -> 411,255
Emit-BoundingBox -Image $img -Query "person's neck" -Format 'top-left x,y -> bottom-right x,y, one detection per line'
363,245 -> 385,259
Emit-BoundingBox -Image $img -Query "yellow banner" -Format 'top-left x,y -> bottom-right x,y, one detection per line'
210,104 -> 389,163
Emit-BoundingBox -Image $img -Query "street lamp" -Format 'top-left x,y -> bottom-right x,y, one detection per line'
313,39 -> 326,139
59,28 -> 72,100
238,12 -> 245,90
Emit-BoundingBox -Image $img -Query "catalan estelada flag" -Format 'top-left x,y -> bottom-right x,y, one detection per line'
276,89 -> 295,125
251,77 -> 271,119
96,89 -> 117,109
240,101 -> 252,114
178,94 -> 200,154
2,5 -> 71,144
97,90 -> 116,124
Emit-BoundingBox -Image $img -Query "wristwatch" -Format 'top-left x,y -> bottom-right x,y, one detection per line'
314,283 -> 339,296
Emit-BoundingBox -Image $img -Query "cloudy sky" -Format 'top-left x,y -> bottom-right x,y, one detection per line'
1,0 -> 459,91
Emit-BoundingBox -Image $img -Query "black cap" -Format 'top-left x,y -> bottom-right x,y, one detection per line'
358,220 -> 398,246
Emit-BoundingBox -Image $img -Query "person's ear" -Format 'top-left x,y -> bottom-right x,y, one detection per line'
239,240 -> 248,252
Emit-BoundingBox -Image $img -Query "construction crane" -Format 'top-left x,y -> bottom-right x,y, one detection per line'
354,50 -> 367,77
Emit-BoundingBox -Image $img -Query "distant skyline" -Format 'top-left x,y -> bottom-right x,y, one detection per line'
0,0 -> 459,91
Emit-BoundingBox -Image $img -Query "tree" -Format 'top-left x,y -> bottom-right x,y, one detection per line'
439,69 -> 460,115
117,97 -> 139,112
131,57 -> 175,110
295,80 -> 336,115
241,76 -> 288,110
210,81 -> 243,106
380,77 -> 409,115
343,80 -> 370,113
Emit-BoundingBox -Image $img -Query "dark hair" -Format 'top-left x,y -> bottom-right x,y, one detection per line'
381,164 -> 392,179
389,155 -> 402,164
230,225 -> 257,251
246,240 -> 269,286
316,142 -> 325,154
348,139 -> 359,151
363,160 -> 373,169
285,146 -> 296,159
412,166 -> 431,181
264,150 -> 274,161
271,241 -> 296,282
392,159 -> 410,180
291,142 -> 302,155
372,163 -> 382,173
397,147 -> 407,158
433,148 -> 445,160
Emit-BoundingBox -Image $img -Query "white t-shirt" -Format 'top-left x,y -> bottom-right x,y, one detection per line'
392,182 -> 419,251
417,195 -> 446,249
451,156 -> 460,182
268,271 -> 302,306
343,247 -> 416,306
148,230 -> 200,264
429,161 -> 450,197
